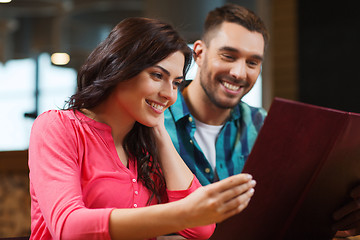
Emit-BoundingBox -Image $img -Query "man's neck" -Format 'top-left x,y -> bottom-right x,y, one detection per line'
183,80 -> 231,126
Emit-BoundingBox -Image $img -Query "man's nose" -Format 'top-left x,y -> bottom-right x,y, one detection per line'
230,60 -> 247,80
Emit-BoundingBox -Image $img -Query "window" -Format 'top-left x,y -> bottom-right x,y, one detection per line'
0,53 -> 76,151
0,49 -> 262,151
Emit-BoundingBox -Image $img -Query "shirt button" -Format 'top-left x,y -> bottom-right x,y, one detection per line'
205,168 -> 211,173
189,139 -> 193,144
134,191 -> 138,195
188,116 -> 193,122
132,179 -> 136,183
134,203 -> 137,208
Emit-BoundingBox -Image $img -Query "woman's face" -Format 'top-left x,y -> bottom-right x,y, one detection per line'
113,51 -> 185,127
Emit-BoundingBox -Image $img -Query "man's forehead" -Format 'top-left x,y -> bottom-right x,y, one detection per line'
208,22 -> 265,54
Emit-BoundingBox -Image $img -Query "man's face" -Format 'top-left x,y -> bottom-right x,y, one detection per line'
194,22 -> 265,109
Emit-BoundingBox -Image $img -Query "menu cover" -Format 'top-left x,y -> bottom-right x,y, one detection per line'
210,98 -> 360,240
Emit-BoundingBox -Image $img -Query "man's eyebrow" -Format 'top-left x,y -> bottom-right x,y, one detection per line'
219,46 -> 264,61
154,65 -> 184,80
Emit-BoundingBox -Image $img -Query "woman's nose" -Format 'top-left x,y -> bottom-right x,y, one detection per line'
159,82 -> 175,101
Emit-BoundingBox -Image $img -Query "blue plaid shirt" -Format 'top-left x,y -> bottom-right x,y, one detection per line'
164,83 -> 267,186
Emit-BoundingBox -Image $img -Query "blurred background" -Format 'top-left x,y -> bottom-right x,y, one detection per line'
0,0 -> 359,237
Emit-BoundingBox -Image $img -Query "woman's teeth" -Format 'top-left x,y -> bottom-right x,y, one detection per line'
148,101 -> 164,111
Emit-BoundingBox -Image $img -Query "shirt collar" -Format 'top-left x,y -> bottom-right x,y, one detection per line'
230,104 -> 242,121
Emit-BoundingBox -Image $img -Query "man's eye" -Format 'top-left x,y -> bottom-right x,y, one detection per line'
221,54 -> 235,61
247,60 -> 260,68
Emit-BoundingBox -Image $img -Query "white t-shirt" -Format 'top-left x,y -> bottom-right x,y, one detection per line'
194,118 -> 223,171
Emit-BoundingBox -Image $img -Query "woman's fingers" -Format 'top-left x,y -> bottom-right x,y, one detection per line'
181,174 -> 257,227
207,174 -> 256,203
208,174 -> 252,194
221,179 -> 256,204
220,197 -> 252,221
216,184 -> 255,221
201,174 -> 256,222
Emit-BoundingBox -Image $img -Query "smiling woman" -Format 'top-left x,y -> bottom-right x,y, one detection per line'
108,51 -> 185,128
28,17 -> 256,240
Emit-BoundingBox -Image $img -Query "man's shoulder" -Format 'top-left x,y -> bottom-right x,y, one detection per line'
234,101 -> 267,130
237,101 -> 267,117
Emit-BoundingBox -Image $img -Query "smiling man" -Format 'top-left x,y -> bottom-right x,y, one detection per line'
164,3 -> 269,186
165,3 -> 360,238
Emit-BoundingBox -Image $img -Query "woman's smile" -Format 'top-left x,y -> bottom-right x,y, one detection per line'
145,99 -> 167,113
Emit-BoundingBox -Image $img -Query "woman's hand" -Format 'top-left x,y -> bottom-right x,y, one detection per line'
177,173 -> 256,228
151,113 -> 195,190
152,113 -> 168,141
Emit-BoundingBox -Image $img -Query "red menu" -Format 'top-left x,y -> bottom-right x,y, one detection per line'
211,98 -> 360,240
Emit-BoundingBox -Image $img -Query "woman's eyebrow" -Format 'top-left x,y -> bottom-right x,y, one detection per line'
154,65 -> 184,79
154,65 -> 170,76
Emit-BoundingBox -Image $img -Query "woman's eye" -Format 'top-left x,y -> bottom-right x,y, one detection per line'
151,72 -> 163,79
173,79 -> 184,88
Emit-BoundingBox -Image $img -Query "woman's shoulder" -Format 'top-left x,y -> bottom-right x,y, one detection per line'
35,109 -> 74,124
31,110 -> 82,134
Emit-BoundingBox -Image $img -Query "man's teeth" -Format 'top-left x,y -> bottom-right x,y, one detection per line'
150,102 -> 164,111
222,81 -> 240,91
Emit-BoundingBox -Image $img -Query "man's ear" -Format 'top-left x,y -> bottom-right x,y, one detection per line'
192,40 -> 205,67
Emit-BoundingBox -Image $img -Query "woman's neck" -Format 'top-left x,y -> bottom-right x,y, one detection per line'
82,99 -> 134,147
82,101 -> 134,168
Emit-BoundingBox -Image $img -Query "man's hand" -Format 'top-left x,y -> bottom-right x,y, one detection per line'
333,185 -> 360,237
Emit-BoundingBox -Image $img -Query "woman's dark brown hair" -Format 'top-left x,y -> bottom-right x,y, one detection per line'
66,17 -> 192,204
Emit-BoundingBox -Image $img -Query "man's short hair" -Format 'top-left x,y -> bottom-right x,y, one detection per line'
202,3 -> 270,50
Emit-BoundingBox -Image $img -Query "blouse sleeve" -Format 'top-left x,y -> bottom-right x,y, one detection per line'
29,110 -> 113,240
166,177 -> 216,240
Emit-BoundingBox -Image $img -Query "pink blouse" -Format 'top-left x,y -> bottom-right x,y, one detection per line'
28,110 -> 215,240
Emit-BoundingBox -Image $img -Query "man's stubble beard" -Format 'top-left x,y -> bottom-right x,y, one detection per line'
199,58 -> 241,110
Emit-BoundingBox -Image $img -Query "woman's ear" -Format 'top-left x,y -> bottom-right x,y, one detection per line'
192,40 -> 205,67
